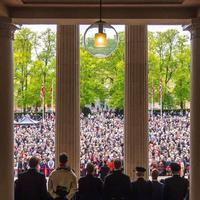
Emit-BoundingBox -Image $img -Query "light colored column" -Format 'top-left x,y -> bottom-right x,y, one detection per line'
124,25 -> 148,180
0,17 -> 16,200
186,18 -> 200,200
56,25 -> 80,176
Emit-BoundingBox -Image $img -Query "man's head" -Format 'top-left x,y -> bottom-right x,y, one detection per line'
29,157 -> 40,171
170,163 -> 181,175
135,167 -> 146,178
59,153 -> 68,166
151,169 -> 159,180
86,163 -> 95,175
114,159 -> 122,170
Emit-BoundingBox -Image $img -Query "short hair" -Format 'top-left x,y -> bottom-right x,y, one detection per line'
114,159 -> 122,170
86,163 -> 94,174
170,162 -> 181,172
136,167 -> 146,172
29,157 -> 40,168
59,153 -> 68,164
151,169 -> 159,179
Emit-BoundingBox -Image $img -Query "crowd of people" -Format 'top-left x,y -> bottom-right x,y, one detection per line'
14,109 -> 190,177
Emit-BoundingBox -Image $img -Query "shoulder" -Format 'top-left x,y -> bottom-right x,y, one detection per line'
79,176 -> 86,183
48,169 -> 59,179
122,173 -> 131,181
164,177 -> 173,183
94,177 -> 103,184
152,181 -> 163,187
104,173 -> 113,182
18,171 -> 26,178
37,171 -> 46,179
181,177 -> 189,185
131,180 -> 137,186
69,170 -> 77,180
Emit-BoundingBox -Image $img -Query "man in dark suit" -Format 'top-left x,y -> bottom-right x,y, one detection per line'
151,169 -> 164,200
131,167 -> 152,200
78,163 -> 103,200
99,161 -> 110,181
163,163 -> 189,200
15,156 -> 48,200
103,159 -> 131,200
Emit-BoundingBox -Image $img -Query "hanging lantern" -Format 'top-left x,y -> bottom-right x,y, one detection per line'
83,0 -> 119,58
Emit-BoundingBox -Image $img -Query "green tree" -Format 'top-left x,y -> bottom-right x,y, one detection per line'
34,28 -> 56,111
14,28 -> 36,112
172,35 -> 190,109
148,29 -> 190,109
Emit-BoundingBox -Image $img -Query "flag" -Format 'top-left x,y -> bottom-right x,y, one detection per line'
159,79 -> 162,98
40,83 -> 45,99
50,87 -> 53,97
151,81 -> 154,99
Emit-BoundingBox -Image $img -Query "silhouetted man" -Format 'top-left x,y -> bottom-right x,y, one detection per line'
151,169 -> 164,200
99,161 -> 110,181
163,162 -> 189,200
48,153 -> 77,200
78,163 -> 103,200
15,156 -> 48,200
131,167 -> 152,200
103,159 -> 131,200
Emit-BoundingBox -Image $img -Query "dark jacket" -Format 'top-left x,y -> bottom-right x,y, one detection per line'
151,180 -> 164,200
78,174 -> 103,200
131,177 -> 152,200
163,175 -> 189,200
15,168 -> 48,200
100,165 -> 110,181
103,170 -> 131,200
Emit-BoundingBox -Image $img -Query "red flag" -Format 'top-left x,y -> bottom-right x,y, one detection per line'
50,87 -> 53,96
40,83 -> 45,99
151,82 -> 154,98
159,79 -> 162,98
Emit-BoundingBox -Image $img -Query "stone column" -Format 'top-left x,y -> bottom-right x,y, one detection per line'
0,17 -> 16,200
56,25 -> 80,176
124,25 -> 148,180
186,18 -> 200,200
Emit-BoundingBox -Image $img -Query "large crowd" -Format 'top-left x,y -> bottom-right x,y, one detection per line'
14,109 -> 190,177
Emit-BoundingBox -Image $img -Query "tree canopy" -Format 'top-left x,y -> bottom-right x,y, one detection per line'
13,27 -> 190,112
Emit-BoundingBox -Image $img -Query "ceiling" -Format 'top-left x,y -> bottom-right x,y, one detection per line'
1,0 -> 200,24
21,0 -> 184,4
3,0 -> 200,6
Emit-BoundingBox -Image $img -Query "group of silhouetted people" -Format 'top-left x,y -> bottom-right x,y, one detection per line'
15,153 -> 189,200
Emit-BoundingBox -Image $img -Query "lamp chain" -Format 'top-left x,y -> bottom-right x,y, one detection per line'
100,0 -> 102,22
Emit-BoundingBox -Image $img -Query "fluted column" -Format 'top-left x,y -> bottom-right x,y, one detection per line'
186,18 -> 200,200
124,25 -> 148,180
56,25 -> 80,176
0,17 -> 16,200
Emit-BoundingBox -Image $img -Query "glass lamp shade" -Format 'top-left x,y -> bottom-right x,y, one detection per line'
94,32 -> 107,47
83,21 -> 119,58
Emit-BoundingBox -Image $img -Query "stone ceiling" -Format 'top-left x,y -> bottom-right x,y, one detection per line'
1,0 -> 200,24
3,0 -> 200,6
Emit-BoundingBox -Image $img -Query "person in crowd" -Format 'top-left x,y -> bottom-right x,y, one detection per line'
163,162 -> 189,200
99,161 -> 110,181
48,153 -> 77,200
15,156 -> 48,200
103,159 -> 131,200
151,169 -> 164,200
48,157 -> 55,175
14,110 -> 190,177
131,167 -> 152,200
78,163 -> 103,200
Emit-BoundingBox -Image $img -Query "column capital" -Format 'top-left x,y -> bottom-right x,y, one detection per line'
0,17 -> 18,40
184,18 -> 200,39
